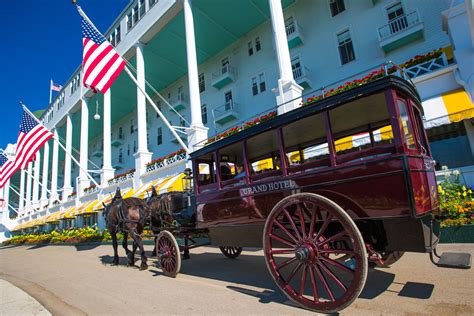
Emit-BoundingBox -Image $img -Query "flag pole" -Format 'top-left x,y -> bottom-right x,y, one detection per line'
49,79 -> 53,104
20,103 -> 102,190
74,4 -> 191,154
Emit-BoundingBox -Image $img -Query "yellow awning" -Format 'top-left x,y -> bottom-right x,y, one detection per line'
46,211 -> 62,223
59,206 -> 77,220
89,187 -> 132,212
158,173 -> 185,193
423,89 -> 474,128
72,200 -> 99,216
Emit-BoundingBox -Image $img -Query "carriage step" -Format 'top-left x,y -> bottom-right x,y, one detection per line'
436,252 -> 471,269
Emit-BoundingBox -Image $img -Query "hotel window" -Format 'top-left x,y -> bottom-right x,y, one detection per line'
130,119 -> 135,134
133,140 -> 137,153
156,100 -> 162,117
259,73 -> 266,92
133,4 -> 139,24
127,144 -> 130,156
116,26 -> 121,44
255,37 -> 261,52
387,2 -> 407,34
139,0 -> 146,18
251,77 -> 258,96
201,104 -> 208,125
119,148 -> 123,163
157,127 -> 162,145
109,34 -> 115,47
127,12 -> 133,31
248,42 -> 254,56
180,117 -> 186,127
199,73 -> 205,93
119,127 -> 123,139
330,0 -> 345,17
337,29 -> 355,65
149,0 -> 158,8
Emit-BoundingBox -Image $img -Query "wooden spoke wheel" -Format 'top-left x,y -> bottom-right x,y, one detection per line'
156,231 -> 181,278
219,246 -> 243,259
263,193 -> 368,313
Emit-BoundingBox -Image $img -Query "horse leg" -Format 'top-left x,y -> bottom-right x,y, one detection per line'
152,236 -> 157,257
111,231 -> 119,266
122,232 -> 135,266
130,230 -> 147,271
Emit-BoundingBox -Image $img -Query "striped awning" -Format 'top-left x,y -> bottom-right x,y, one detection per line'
158,173 -> 185,193
422,89 -> 474,129
59,206 -> 77,220
72,200 -> 99,216
46,210 -> 62,223
89,187 -> 133,212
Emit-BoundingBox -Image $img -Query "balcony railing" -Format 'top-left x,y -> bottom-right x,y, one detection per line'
145,151 -> 187,173
212,64 -> 236,89
170,93 -> 188,112
292,64 -> 312,89
214,100 -> 239,124
285,20 -> 304,49
378,11 -> 421,40
404,53 -> 448,79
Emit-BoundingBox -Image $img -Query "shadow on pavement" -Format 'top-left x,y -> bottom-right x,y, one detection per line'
359,268 -> 395,299
396,281 -> 434,299
26,244 -> 49,250
74,243 -> 101,251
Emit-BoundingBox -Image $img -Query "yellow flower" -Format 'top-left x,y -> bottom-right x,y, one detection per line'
469,190 -> 472,194
463,191 -> 467,197
457,192 -> 461,196
462,186 -> 467,191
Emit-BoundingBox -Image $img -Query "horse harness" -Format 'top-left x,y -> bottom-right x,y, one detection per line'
110,198 -> 146,237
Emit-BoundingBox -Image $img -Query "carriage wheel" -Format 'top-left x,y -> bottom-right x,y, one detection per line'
156,231 -> 181,278
219,246 -> 243,259
263,193 -> 367,313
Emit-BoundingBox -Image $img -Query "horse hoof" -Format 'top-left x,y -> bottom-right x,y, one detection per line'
127,262 -> 135,267
112,261 -> 119,266
139,264 -> 148,271
151,251 -> 157,257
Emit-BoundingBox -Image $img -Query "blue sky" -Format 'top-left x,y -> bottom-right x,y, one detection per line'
0,0 -> 130,149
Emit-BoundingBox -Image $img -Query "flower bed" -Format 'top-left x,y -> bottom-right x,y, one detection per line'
83,184 -> 98,194
107,168 -> 135,186
68,192 -> 77,199
145,149 -> 186,172
398,48 -> 443,70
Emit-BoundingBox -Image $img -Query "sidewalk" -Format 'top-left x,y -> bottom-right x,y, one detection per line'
0,279 -> 51,316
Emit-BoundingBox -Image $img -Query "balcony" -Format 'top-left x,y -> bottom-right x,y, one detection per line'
404,53 -> 448,79
378,11 -> 424,53
92,149 -> 103,158
169,93 -> 188,112
214,100 -> 239,124
292,64 -> 312,89
111,137 -> 123,147
212,64 -> 236,89
285,20 -> 304,49
112,159 -> 123,171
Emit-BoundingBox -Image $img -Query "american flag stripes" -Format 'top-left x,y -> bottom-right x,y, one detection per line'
51,80 -> 63,92
81,18 -> 126,94
0,152 -> 17,189
14,110 -> 53,170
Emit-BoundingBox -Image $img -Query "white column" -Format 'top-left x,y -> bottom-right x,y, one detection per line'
50,130 -> 59,203
40,142 -> 49,208
25,163 -> 33,211
79,98 -> 90,197
268,0 -> 303,114
134,42 -> 152,186
2,180 -> 10,223
18,169 -> 25,212
183,0 -> 208,151
32,151 -> 41,208
102,90 -> 114,185
62,114 -> 73,202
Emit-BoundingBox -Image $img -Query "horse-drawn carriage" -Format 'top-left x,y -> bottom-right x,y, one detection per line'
105,75 -> 471,313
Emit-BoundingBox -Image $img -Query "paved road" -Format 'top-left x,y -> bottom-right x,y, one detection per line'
0,243 -> 473,315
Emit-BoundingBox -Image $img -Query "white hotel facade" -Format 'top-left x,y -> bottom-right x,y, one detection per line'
1,0 -> 473,239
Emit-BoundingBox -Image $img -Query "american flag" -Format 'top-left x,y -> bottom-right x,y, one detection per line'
81,18 -> 126,94
14,109 -> 54,170
0,152 -> 17,189
51,80 -> 63,92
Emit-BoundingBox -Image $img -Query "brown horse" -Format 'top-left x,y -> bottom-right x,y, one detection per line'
103,188 -> 151,270
147,186 -> 188,257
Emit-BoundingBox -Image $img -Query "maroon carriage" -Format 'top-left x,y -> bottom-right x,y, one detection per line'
152,75 -> 471,313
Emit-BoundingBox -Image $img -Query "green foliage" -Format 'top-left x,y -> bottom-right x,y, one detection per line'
438,170 -> 474,227
4,227 -> 112,245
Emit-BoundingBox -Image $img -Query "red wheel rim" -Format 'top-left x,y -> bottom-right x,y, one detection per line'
264,195 -> 366,312
157,233 -> 179,276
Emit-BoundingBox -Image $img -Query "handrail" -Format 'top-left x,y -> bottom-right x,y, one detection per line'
378,11 -> 421,40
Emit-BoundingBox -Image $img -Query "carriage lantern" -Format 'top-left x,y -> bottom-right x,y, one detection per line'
182,168 -> 193,192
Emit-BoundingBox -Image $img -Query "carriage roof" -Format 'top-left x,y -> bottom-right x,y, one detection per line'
190,75 -> 421,159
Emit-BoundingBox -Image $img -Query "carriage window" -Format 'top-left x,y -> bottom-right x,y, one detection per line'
330,93 -> 395,163
196,153 -> 217,189
246,130 -> 282,178
282,112 -> 330,172
218,142 -> 245,186
397,98 -> 416,149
